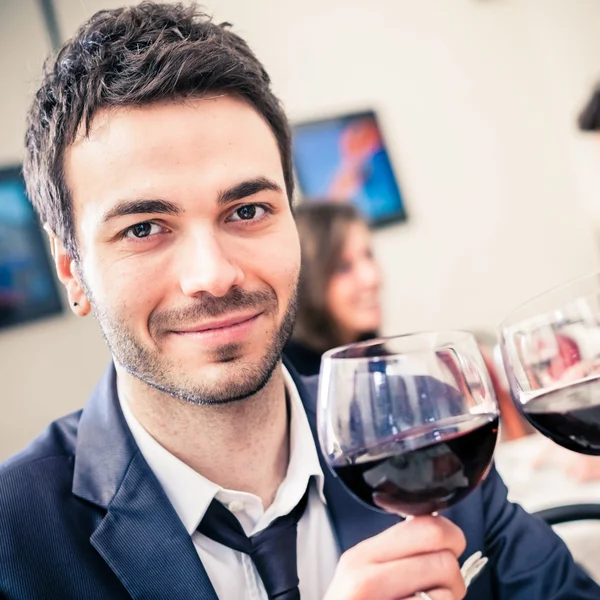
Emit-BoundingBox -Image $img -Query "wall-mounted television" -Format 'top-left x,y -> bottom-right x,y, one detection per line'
0,166 -> 62,329
292,110 -> 407,227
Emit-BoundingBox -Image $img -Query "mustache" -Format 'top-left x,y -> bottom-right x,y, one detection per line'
149,287 -> 278,334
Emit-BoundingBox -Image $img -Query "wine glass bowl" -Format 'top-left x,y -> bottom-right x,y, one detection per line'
500,271 -> 600,455
318,331 -> 499,517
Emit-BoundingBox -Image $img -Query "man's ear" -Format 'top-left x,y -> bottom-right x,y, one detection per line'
44,225 -> 91,316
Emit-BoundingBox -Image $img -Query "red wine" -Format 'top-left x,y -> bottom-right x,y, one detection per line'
522,378 -> 600,455
332,414 -> 498,515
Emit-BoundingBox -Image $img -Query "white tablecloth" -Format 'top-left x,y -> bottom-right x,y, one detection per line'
495,435 -> 600,582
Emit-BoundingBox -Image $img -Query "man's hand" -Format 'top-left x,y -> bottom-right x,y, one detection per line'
324,515 -> 467,600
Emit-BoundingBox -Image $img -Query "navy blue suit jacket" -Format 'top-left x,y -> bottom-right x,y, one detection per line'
1,362 -> 599,599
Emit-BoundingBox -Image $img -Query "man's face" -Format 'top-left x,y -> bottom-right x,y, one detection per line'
63,95 -> 300,404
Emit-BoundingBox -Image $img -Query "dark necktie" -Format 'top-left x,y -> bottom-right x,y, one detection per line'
197,486 -> 310,600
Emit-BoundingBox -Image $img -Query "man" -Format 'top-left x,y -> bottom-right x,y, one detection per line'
0,3 -> 598,599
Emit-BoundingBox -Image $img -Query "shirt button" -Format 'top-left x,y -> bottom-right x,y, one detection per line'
228,500 -> 245,513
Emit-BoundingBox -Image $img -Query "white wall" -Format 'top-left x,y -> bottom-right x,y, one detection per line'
1,0 -> 600,458
0,0 -> 48,165
522,0 -> 600,239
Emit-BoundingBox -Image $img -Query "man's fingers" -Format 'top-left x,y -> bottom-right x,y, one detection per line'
344,551 -> 467,600
347,515 -> 467,564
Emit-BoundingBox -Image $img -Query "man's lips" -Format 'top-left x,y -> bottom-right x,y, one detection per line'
170,311 -> 263,335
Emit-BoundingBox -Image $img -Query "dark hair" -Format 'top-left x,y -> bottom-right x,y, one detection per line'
292,201 -> 370,351
23,1 -> 294,259
578,84 -> 600,131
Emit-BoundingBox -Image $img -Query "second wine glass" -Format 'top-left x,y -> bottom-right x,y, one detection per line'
500,270 -> 600,454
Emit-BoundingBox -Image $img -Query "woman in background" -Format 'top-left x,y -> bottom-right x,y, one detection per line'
285,201 -> 382,376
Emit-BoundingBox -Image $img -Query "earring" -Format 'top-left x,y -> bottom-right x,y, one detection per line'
73,302 -> 78,307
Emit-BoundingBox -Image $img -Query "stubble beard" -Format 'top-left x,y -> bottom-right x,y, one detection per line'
86,283 -> 298,406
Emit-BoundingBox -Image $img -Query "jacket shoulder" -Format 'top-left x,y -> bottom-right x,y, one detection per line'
0,410 -> 81,479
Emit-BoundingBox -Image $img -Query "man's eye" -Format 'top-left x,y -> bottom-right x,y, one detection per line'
124,222 -> 163,239
229,204 -> 267,222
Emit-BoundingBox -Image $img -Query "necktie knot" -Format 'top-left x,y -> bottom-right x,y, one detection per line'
198,486 -> 310,600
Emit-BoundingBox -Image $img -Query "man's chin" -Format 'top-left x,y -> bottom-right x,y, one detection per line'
210,342 -> 248,364
132,353 -> 282,406
178,348 -> 264,372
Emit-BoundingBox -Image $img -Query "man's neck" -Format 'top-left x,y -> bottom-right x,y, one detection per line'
115,363 -> 290,509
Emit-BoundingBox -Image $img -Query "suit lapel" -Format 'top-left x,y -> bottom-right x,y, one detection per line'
90,452 -> 218,600
284,358 -> 402,552
73,365 -> 218,600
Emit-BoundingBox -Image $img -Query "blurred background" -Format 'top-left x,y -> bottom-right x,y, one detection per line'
1,0 -> 600,462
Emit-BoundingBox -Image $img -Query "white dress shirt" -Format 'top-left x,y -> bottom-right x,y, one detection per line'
120,366 -> 340,600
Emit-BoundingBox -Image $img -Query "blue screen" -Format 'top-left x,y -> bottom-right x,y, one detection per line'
292,111 -> 406,225
0,170 -> 62,328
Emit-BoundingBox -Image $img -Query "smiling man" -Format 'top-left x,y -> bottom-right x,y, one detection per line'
68,97 -> 299,408
0,3 -> 599,600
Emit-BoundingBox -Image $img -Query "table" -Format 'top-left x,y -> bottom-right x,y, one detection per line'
495,435 -> 600,582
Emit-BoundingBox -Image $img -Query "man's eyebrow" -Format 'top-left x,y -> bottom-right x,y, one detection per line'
101,199 -> 181,223
100,177 -> 282,223
218,177 -> 283,206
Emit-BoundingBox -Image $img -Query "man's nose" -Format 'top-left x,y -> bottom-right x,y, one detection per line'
178,229 -> 245,298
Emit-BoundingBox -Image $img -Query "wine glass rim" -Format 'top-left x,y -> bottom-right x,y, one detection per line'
322,329 -> 476,361
499,268 -> 600,330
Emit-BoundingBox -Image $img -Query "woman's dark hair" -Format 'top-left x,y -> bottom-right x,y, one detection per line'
23,1 -> 293,260
292,201 -> 369,352
579,84 -> 600,131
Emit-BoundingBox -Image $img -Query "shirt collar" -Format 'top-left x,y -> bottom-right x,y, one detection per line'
119,365 -> 326,536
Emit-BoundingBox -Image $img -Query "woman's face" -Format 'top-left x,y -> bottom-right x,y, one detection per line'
326,221 -> 382,343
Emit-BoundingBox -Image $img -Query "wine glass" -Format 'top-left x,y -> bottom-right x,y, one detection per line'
318,331 -> 499,592
499,270 -> 600,454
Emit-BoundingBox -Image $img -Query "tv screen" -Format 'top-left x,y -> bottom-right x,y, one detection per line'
292,110 -> 407,226
0,166 -> 62,329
